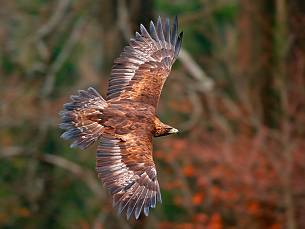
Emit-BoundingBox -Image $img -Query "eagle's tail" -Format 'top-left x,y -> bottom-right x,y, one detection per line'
59,87 -> 107,150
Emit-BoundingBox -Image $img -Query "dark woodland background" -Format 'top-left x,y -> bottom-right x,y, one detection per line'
1,0 -> 305,228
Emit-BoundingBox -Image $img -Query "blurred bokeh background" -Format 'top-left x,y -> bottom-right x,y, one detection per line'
1,0 -> 305,228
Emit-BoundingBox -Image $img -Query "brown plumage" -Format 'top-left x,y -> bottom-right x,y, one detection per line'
59,16 -> 183,220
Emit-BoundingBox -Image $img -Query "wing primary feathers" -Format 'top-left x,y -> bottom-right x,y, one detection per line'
120,183 -> 141,216
150,190 -> 157,208
164,17 -> 171,45
127,185 -> 145,220
157,184 -> 162,203
135,188 -> 149,219
140,24 -> 152,41
157,16 -> 165,45
175,32 -> 183,58
149,21 -> 161,48
143,190 -> 152,216
171,16 -> 178,48
135,31 -> 142,39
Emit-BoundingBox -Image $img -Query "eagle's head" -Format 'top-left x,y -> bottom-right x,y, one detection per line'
153,117 -> 179,137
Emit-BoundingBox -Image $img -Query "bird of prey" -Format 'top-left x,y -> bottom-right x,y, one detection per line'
59,16 -> 183,220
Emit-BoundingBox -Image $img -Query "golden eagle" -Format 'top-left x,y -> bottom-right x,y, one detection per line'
59,16 -> 183,220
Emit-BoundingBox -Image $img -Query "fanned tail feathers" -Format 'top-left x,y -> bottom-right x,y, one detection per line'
59,87 -> 107,150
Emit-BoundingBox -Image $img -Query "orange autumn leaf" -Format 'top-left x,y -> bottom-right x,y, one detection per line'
177,223 -> 193,229
183,165 -> 195,177
80,221 -> 90,229
193,213 -> 208,223
159,222 -> 193,229
192,192 -> 204,205
270,223 -> 282,229
163,180 -> 183,190
210,186 -> 222,201
207,213 -> 223,229
247,202 -> 260,215
159,222 -> 172,229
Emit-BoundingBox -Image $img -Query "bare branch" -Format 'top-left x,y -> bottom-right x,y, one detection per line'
41,154 -> 104,199
179,48 -> 214,92
0,147 -> 104,199
36,0 -> 72,39
179,89 -> 203,131
117,0 -> 132,40
41,17 -> 86,97
0,146 -> 25,158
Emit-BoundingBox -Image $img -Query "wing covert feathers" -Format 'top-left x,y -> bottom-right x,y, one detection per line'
107,16 -> 183,103
59,87 -> 107,150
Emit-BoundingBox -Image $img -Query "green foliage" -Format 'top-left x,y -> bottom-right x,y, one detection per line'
160,190 -> 188,222
156,0 -> 202,15
213,3 -> 237,24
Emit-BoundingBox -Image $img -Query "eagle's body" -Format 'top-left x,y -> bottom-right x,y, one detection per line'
103,101 -> 169,137
103,101 -> 155,135
59,17 -> 183,219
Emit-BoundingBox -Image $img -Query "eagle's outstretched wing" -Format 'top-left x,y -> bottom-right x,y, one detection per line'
107,16 -> 183,108
96,127 -> 161,220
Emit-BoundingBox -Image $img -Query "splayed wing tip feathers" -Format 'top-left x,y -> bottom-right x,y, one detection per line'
106,16 -> 183,101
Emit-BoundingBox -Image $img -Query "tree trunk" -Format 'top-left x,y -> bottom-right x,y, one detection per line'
98,0 -> 154,72
287,1 -> 305,228
237,0 -> 280,128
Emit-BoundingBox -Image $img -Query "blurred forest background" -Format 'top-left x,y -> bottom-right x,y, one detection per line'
0,0 -> 305,228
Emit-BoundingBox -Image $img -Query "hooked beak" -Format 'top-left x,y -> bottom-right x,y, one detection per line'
168,128 -> 179,134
